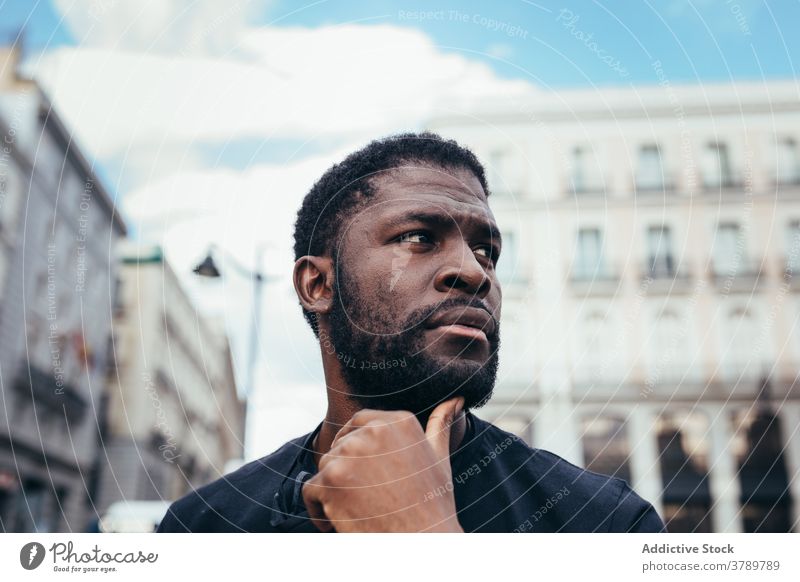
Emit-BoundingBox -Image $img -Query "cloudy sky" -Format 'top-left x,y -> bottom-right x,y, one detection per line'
5,0 -> 799,458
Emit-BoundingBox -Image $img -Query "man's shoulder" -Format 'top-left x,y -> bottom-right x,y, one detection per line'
473,417 -> 666,532
156,433 -> 312,532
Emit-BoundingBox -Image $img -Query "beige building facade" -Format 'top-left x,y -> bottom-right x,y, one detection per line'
429,80 -> 800,532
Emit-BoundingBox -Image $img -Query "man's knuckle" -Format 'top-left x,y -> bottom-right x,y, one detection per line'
352,409 -> 373,423
361,420 -> 384,434
302,480 -> 320,502
395,411 -> 417,426
323,461 -> 348,484
318,453 -> 332,471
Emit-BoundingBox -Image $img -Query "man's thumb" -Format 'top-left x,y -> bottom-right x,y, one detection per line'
425,396 -> 465,460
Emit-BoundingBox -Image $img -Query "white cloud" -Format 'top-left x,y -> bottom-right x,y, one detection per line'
486,42 -> 515,60
52,0 -> 270,56
31,24 -> 536,159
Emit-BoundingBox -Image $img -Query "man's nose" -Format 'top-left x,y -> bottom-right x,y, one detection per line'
433,241 -> 492,298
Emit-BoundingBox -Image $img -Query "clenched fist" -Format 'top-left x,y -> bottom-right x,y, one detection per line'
302,397 -> 465,532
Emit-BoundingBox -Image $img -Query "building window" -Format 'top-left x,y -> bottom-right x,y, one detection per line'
712,222 -> 744,275
722,307 -> 759,380
574,227 -> 605,279
496,230 -> 519,286
0,251 -> 7,301
775,137 -> 800,185
0,165 -> 25,240
574,310 -> 619,383
571,146 -> 587,192
112,276 -> 125,315
488,149 -> 520,194
702,142 -> 734,188
569,145 -> 602,194
636,144 -> 666,190
647,309 -> 691,383
488,149 -> 509,194
731,407 -> 793,532
581,416 -> 632,483
0,169 -> 21,238
646,225 -> 675,277
656,411 -> 713,532
9,479 -> 61,533
785,220 -> 800,273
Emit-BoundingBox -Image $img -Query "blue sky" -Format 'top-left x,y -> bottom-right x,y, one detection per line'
7,0 -> 799,86
264,0 -> 800,85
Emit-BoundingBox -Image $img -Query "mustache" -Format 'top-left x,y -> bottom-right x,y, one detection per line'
407,297 -> 500,341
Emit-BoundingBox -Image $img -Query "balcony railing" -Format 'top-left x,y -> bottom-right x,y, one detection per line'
700,172 -> 744,191
640,260 -> 694,293
780,256 -> 800,287
13,364 -> 88,424
709,258 -> 765,289
633,172 -> 679,194
642,258 -> 688,279
568,263 -> 621,295
775,175 -> 800,187
565,177 -> 607,196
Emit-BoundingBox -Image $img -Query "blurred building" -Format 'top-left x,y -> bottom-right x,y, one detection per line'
0,45 -> 127,532
95,243 -> 245,517
429,80 -> 800,532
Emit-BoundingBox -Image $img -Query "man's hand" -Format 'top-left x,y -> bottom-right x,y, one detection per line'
302,397 -> 465,532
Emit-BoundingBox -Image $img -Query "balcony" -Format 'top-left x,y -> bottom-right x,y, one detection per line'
571,369 -> 642,403
708,258 -> 765,292
640,260 -> 694,294
568,263 -> 621,296
13,364 -> 88,424
572,364 -> 763,403
633,172 -> 679,195
572,362 -> 800,404
565,177 -> 606,197
700,172 -> 745,192
780,256 -> 800,289
773,173 -> 800,189
497,268 -> 532,291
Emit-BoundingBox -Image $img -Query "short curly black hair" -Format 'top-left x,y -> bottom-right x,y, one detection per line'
292,131 -> 490,338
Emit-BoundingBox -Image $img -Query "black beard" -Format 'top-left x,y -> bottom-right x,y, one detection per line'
325,265 -> 500,417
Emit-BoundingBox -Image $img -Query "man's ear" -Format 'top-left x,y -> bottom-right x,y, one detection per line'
293,255 -> 335,316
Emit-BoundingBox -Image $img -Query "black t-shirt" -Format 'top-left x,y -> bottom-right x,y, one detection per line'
157,412 -> 666,533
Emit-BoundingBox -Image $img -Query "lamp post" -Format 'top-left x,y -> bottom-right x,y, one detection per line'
193,244 -> 275,402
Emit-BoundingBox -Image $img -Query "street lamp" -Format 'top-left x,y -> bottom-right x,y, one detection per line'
192,244 -> 275,402
192,254 -> 221,278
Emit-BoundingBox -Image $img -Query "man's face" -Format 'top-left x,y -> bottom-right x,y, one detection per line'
325,164 -> 502,416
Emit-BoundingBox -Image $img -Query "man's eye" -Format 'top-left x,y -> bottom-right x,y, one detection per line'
475,246 -> 498,261
397,231 -> 431,244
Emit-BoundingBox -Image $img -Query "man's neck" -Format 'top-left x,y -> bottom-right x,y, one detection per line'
311,408 -> 469,469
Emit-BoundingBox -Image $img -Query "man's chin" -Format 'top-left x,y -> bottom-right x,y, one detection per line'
347,392 -> 490,418
333,329 -> 498,414
346,373 -> 494,415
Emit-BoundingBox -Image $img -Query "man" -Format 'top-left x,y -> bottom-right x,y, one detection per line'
157,132 -> 665,533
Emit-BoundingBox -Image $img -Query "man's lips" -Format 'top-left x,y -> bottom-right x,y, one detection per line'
429,323 -> 489,343
425,306 -> 496,342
